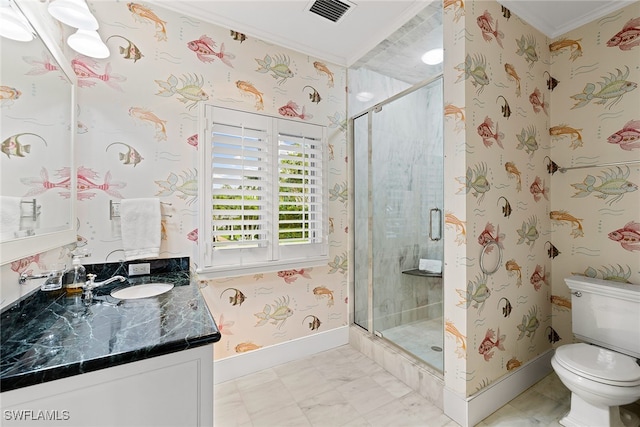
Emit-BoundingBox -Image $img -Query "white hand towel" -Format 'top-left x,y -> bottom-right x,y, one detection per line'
1,196 -> 22,235
120,198 -> 161,261
419,259 -> 442,273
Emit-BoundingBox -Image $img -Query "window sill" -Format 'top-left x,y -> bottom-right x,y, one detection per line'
195,255 -> 330,280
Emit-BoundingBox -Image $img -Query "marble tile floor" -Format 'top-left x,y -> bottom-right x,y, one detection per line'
214,344 -> 640,427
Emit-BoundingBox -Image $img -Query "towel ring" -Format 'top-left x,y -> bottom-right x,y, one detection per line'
479,240 -> 502,275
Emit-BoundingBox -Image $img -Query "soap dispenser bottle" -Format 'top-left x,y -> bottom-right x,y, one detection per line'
65,251 -> 88,294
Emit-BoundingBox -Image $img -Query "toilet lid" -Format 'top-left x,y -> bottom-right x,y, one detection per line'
555,343 -> 640,386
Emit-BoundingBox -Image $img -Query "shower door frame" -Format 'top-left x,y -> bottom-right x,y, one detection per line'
348,73 -> 444,361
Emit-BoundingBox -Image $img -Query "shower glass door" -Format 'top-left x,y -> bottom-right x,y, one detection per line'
353,76 -> 444,371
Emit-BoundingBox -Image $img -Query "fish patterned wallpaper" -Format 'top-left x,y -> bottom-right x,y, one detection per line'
2,0 -> 637,395
442,0 -> 639,397
1,35 -> 72,236
0,1 -> 349,358
547,3 -> 640,348
443,0 -> 552,396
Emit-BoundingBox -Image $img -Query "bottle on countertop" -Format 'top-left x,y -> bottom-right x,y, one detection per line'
64,249 -> 89,294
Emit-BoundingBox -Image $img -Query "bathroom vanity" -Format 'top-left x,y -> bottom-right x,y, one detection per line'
0,262 -> 220,426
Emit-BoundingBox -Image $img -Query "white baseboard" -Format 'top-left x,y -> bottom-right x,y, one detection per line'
444,348 -> 554,427
213,326 -> 349,384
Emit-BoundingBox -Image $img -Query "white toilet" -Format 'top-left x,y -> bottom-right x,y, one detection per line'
551,275 -> 640,427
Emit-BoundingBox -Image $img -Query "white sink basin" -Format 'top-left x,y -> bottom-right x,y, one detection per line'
111,283 -> 174,300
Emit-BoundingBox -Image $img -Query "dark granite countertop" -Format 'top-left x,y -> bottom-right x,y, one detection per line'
1,259 -> 220,392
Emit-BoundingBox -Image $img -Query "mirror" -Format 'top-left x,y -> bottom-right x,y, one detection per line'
1,0 -> 77,264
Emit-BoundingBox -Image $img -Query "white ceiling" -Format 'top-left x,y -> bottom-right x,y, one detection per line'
153,0 -> 635,80
153,0 -> 430,67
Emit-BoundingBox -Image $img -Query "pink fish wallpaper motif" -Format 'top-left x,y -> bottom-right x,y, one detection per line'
1,0 -> 637,405
187,35 -> 235,67
22,51 -> 59,75
608,119 -> 640,151
442,0 -> 638,400
606,16 -> 640,51
50,0 -> 348,361
71,57 -> 126,90
607,221 -> 640,251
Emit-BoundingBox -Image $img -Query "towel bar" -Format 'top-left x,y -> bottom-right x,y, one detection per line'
21,199 -> 41,220
109,200 -> 172,220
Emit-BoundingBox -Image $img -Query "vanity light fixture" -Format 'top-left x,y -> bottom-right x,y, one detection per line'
421,48 -> 444,65
67,28 -> 109,58
47,0 -> 98,30
0,0 -> 34,42
47,0 -> 109,58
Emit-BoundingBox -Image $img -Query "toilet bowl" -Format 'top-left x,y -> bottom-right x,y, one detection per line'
551,276 -> 640,427
552,343 -> 640,427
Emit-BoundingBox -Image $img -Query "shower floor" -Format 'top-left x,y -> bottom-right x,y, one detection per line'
379,317 -> 443,371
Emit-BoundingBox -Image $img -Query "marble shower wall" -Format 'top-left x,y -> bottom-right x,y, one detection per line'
368,80 -> 444,332
1,1 -> 349,360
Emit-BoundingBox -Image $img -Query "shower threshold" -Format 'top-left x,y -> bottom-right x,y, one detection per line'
377,317 -> 444,372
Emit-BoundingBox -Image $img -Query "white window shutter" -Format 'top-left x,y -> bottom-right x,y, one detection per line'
200,105 -> 328,276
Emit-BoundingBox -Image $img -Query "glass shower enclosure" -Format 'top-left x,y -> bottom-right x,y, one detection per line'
352,76 -> 444,371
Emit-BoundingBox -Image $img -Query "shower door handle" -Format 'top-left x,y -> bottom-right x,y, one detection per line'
429,208 -> 442,241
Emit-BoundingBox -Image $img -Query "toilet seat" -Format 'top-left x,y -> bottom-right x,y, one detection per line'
554,343 -> 640,387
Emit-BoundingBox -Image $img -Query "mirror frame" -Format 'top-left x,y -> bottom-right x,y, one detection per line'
1,0 -> 77,265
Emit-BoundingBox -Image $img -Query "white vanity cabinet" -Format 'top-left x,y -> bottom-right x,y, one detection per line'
1,345 -> 213,427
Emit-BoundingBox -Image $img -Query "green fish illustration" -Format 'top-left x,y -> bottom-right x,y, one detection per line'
1,133 -> 47,158
329,182 -> 348,203
517,305 -> 540,340
328,253 -> 348,274
255,53 -> 294,85
456,274 -> 491,315
570,66 -> 637,110
458,162 -> 491,203
155,74 -> 209,110
328,112 -> 347,132
571,166 -> 637,205
515,34 -> 538,68
455,54 -> 489,94
105,142 -> 143,167
254,296 -> 294,329
517,216 -> 539,248
155,169 -> 198,205
106,35 -> 144,62
516,126 -> 538,156
585,265 -> 632,283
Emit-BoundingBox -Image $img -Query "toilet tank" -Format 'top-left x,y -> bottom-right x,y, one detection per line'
565,275 -> 640,359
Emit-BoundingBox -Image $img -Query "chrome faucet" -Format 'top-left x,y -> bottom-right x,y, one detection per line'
83,273 -> 126,304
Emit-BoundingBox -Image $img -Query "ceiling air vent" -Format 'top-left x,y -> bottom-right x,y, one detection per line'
307,0 -> 354,23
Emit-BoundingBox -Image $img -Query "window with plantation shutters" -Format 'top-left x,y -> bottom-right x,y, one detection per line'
198,105 -> 328,277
